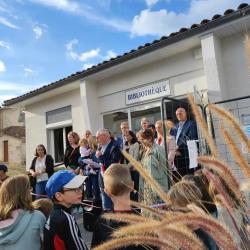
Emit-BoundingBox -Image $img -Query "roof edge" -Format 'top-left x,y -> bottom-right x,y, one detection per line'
4,3 -> 250,106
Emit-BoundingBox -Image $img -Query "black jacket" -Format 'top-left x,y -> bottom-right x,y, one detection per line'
91,211 -> 155,250
30,154 -> 54,178
44,204 -> 88,250
64,145 -> 80,168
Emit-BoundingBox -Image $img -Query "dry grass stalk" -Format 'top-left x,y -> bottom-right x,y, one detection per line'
111,221 -> 205,250
162,212 -> 237,250
130,200 -> 166,219
204,169 -> 235,212
158,225 -> 206,250
204,169 -> 243,242
112,220 -> 160,238
122,150 -> 171,204
198,156 -> 242,200
209,104 -> 250,154
221,126 -> 250,179
102,212 -> 149,224
244,33 -> 250,68
92,235 -> 175,250
187,94 -> 219,157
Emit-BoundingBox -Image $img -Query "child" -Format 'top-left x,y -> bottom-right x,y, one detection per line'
33,198 -> 53,219
182,174 -> 217,216
83,137 -> 100,200
44,170 -> 88,250
78,138 -> 92,175
168,181 -> 218,250
0,175 -> 46,250
91,163 -> 149,250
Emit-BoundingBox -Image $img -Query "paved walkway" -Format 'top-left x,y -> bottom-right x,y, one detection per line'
74,213 -> 93,249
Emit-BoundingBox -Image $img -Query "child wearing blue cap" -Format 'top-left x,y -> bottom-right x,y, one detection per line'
44,170 -> 88,250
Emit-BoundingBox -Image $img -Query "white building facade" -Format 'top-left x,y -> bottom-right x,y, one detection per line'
4,4 -> 250,175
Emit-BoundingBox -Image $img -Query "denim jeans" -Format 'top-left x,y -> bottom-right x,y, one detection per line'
85,174 -> 100,200
35,180 -> 47,199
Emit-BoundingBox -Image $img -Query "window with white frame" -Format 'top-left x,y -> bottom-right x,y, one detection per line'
46,106 -> 72,163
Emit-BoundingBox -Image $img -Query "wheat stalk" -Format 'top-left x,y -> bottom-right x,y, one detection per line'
130,200 -> 166,219
220,126 -> 250,179
92,235 -> 175,250
162,212 -> 237,250
111,221 -> 205,250
209,104 -> 250,154
112,220 -> 160,238
198,156 -> 242,200
160,225 -> 206,250
102,212 -> 150,224
188,94 -> 219,157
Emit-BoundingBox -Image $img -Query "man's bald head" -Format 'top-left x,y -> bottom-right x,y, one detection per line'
176,108 -> 187,122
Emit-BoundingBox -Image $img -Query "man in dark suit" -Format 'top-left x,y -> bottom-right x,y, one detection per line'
96,128 -> 122,211
172,107 -> 198,182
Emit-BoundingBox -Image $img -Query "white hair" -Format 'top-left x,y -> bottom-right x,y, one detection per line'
96,128 -> 110,137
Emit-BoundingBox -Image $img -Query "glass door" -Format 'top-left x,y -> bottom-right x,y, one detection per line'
103,110 -> 128,137
130,105 -> 161,132
48,125 -> 72,163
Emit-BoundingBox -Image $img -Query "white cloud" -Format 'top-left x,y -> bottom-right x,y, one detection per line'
0,81 -> 45,93
79,48 -> 100,62
24,67 -> 35,76
33,26 -> 43,39
131,0 -> 243,37
0,80 -> 43,104
30,0 -> 80,13
0,16 -> 19,29
0,2 -> 18,19
104,50 -> 117,60
0,81 -> 47,104
0,60 -> 6,72
24,68 -> 34,73
68,51 -> 79,60
0,41 -> 10,50
30,0 -> 131,32
82,63 -> 94,70
66,39 -> 78,51
145,0 -> 159,7
0,94 -> 17,105
66,40 -> 100,62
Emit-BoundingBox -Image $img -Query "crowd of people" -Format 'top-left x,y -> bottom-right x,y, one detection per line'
0,106 -> 249,249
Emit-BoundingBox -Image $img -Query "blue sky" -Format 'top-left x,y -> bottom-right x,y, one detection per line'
0,0 -> 246,104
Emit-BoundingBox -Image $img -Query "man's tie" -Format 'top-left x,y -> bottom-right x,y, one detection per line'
176,122 -> 183,143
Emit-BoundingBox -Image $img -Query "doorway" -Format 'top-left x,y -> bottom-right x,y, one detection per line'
3,140 -> 8,162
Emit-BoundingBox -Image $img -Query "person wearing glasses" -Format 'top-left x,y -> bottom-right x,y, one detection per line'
44,170 -> 88,250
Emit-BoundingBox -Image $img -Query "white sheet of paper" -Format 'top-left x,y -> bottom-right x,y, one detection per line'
187,140 -> 198,169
